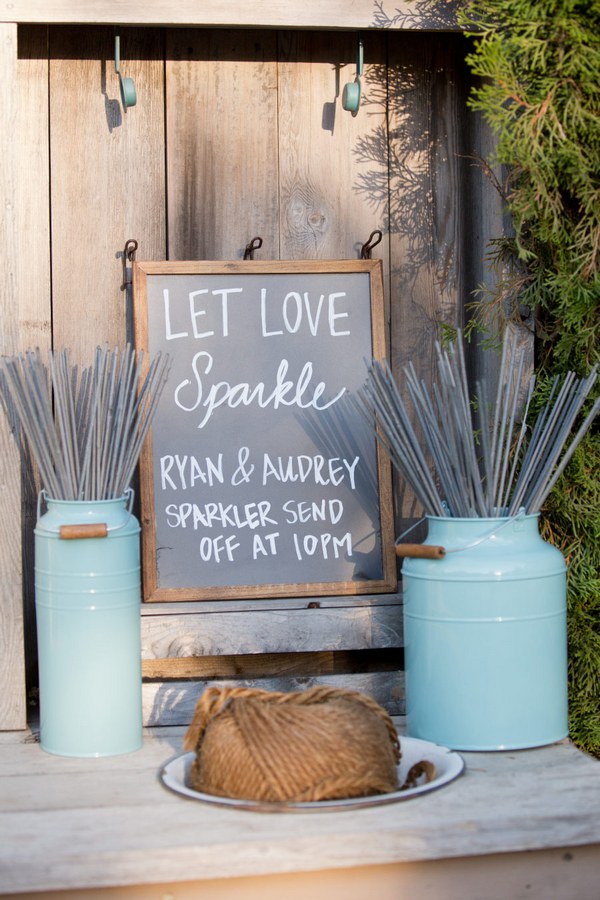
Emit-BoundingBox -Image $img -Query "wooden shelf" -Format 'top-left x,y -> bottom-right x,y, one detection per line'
0,720 -> 598,898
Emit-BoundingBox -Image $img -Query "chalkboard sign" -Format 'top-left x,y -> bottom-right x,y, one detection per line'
133,260 -> 396,601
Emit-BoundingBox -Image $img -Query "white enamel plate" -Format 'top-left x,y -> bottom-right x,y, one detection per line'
159,737 -> 465,813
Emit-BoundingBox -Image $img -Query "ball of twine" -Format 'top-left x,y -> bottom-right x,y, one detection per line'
183,685 -> 401,803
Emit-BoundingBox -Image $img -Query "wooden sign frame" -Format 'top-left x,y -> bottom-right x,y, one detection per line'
133,259 -> 396,602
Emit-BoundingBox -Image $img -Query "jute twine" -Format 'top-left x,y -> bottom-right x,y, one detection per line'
182,685 -> 402,803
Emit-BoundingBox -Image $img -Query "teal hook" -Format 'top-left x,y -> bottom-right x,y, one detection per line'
342,34 -> 364,116
114,30 -> 137,109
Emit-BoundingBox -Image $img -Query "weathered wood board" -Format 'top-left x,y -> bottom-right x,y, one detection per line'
0,1 -> 462,30
166,29 -> 280,261
277,32 -> 388,273
0,23 -> 54,729
387,32 -> 468,527
140,596 -> 403,660
14,24 -> 52,712
140,593 -> 403,724
1,723 -> 599,897
49,25 -> 166,359
143,670 -> 405,725
0,24 -> 25,731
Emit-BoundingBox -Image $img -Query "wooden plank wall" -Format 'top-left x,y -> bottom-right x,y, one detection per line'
49,26 -> 166,354
0,23 -> 25,731
1,23 -> 508,728
388,34 -> 471,527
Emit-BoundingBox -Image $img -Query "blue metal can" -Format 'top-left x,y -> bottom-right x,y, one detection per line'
34,491 -> 142,757
402,513 -> 568,750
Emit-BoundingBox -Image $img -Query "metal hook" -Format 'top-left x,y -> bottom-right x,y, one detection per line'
342,34 -> 364,116
360,229 -> 382,259
244,236 -> 263,260
115,30 -> 137,109
120,238 -> 138,291
357,34 -> 364,78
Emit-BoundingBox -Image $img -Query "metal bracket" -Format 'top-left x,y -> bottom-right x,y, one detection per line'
120,239 -> 138,291
342,34 -> 364,116
115,29 -> 137,109
244,236 -> 263,260
360,229 -> 382,258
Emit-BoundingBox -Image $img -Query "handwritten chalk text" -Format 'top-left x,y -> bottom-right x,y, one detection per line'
173,352 -> 346,428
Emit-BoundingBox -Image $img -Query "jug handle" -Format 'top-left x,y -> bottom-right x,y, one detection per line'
59,523 -> 108,540
395,543 -> 446,559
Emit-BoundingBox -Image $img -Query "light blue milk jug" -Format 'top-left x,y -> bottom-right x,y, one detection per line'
34,491 -> 143,757
401,513 -> 568,750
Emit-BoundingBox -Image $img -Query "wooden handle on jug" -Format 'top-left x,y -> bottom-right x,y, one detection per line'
59,523 -> 108,540
395,543 -> 446,559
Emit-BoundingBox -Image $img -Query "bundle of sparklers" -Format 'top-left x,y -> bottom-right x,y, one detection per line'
0,345 -> 170,501
356,330 -> 599,518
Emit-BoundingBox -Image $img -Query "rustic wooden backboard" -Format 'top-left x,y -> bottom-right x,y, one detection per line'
0,19 -> 524,729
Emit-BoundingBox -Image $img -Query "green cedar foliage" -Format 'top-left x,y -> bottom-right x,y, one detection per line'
458,1 -> 600,754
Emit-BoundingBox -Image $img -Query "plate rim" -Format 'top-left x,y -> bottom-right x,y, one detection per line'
158,736 -> 465,813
